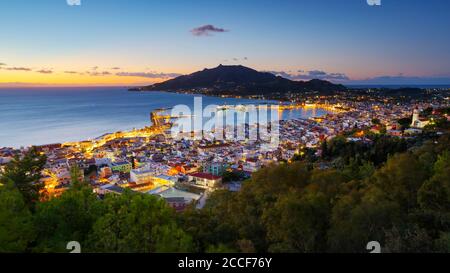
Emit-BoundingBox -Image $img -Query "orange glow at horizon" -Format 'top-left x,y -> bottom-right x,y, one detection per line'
0,70 -> 172,87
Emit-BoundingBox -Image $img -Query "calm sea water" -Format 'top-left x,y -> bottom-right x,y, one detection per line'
0,87 -> 330,148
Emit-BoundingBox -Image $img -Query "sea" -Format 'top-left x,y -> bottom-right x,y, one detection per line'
0,87 -> 331,148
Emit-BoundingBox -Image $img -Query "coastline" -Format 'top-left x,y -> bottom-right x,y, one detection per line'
0,88 -> 336,149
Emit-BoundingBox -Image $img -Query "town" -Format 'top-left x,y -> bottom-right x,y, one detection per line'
1,90 -> 449,212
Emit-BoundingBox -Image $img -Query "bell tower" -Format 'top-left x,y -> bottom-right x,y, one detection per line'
411,108 -> 420,128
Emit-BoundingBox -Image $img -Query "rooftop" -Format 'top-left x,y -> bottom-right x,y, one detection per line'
152,187 -> 201,203
189,172 -> 222,180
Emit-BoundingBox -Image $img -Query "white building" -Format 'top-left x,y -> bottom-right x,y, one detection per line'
130,168 -> 158,184
411,108 -> 430,128
188,172 -> 222,189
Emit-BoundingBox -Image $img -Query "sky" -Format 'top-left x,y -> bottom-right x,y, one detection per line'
1,0 -> 450,86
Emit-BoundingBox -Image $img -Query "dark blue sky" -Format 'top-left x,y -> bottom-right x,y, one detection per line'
1,0 -> 450,86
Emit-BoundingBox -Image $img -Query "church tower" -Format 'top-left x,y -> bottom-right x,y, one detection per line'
411,108 -> 420,128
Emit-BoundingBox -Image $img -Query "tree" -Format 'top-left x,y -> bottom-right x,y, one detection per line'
398,117 -> 412,129
0,182 -> 35,252
372,153 -> 427,212
0,148 -> 46,209
418,179 -> 449,211
384,225 -> 434,253
264,190 -> 330,252
433,151 -> 450,190
328,187 -> 403,252
88,191 -> 193,253
372,118 -> 381,125
70,165 -> 84,187
435,232 -> 450,252
222,170 -> 245,182
206,244 -> 237,253
33,184 -> 104,252
418,150 -> 450,211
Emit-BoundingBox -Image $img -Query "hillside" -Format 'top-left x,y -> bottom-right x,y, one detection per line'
133,65 -> 347,96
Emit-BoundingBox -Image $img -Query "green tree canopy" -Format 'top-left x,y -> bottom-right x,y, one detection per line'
0,148 -> 46,209
88,191 -> 193,253
0,182 -> 35,252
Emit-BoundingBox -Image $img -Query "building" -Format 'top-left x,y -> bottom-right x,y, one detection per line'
130,168 -> 158,184
203,162 -> 228,176
188,172 -> 222,188
35,143 -> 62,153
99,166 -> 112,178
111,161 -> 132,173
242,158 -> 261,173
387,129 -> 402,137
149,187 -> 202,212
0,157 -> 12,166
411,108 -> 430,128
97,184 -> 126,195
152,174 -> 178,187
95,157 -> 112,167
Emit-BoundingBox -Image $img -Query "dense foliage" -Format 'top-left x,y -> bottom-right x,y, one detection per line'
181,134 -> 450,253
0,134 -> 449,253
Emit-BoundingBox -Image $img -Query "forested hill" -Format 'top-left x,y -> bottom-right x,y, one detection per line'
1,130 -> 449,253
132,65 -> 347,96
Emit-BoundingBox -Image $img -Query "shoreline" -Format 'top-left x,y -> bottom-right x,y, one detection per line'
1,88 -> 342,149
1,106 -> 335,150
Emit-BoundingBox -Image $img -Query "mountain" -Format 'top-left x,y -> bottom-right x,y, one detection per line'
133,65 -> 347,96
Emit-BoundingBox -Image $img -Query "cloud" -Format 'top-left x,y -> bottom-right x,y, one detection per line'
116,72 -> 182,79
305,70 -> 349,81
349,75 -> 450,85
64,71 -> 79,74
268,69 -> 349,81
223,57 -> 249,63
267,69 -> 450,84
0,82 -> 53,87
36,69 -> 53,74
308,70 -> 327,77
111,67 -> 121,70
191,24 -> 228,36
0,63 -> 6,66
267,70 -> 297,79
87,71 -> 112,76
5,67 -> 33,72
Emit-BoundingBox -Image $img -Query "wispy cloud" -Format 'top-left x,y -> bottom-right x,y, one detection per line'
268,69 -> 349,81
349,75 -> 450,85
111,67 -> 121,70
64,71 -> 79,74
191,24 -> 228,36
0,62 -> 6,66
223,57 -> 248,63
5,67 -> 33,72
268,69 -> 450,84
116,72 -> 182,79
302,70 -> 349,81
87,71 -> 112,76
36,69 -> 53,74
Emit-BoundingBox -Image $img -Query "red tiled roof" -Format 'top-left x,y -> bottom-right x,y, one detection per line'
199,144 -> 230,149
246,158 -> 258,163
189,172 -> 222,180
